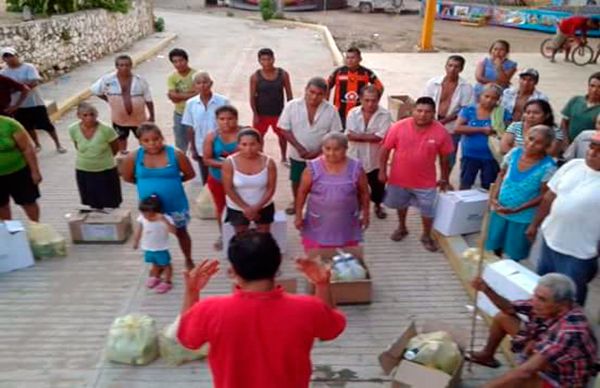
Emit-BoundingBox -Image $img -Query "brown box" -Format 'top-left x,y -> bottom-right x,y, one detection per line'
379,321 -> 468,388
306,246 -> 372,305
388,95 -> 415,121
66,209 -> 132,244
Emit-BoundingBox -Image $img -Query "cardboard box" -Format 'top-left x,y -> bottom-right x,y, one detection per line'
0,221 -> 35,273
66,208 -> 132,244
388,95 -> 415,121
433,190 -> 489,236
307,246 -> 372,305
222,210 -> 287,253
477,260 -> 539,318
379,321 -> 468,388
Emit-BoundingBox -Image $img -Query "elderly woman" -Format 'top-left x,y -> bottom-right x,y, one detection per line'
500,99 -> 563,157
0,115 -> 42,221
485,125 -> 556,261
474,40 -> 517,100
469,273 -> 597,388
455,83 -> 511,190
222,128 -> 277,235
68,103 -> 121,209
294,132 -> 370,250
121,122 -> 196,270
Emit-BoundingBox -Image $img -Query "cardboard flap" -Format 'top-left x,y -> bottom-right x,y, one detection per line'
84,209 -> 130,224
392,361 -> 452,387
421,321 -> 469,351
378,321 -> 418,375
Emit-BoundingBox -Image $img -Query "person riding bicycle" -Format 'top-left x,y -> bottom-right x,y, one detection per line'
550,16 -> 600,63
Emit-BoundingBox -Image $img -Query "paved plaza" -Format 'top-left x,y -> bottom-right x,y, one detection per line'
0,9 -> 598,387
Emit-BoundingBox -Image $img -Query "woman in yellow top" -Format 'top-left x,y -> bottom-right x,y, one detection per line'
68,103 -> 121,209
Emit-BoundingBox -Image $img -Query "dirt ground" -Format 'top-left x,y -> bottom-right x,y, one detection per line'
193,2 -> 554,53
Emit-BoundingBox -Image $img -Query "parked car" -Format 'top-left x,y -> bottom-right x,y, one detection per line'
347,0 -> 404,13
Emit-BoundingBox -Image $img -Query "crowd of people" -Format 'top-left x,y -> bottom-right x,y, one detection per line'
1,39 -> 599,387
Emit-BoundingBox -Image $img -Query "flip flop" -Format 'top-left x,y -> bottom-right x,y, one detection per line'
420,237 -> 439,252
213,236 -> 223,251
464,353 -> 502,369
390,229 -> 409,242
285,205 -> 295,215
375,206 -> 387,219
56,147 -> 67,154
155,281 -> 173,294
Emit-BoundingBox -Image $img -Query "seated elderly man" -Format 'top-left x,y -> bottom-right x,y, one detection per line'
468,273 -> 597,388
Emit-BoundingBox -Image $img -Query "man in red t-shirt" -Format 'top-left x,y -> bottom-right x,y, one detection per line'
379,97 -> 454,252
550,16 -> 600,62
177,231 -> 346,388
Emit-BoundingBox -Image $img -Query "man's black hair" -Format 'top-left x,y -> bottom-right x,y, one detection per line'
589,71 -> 600,84
346,46 -> 362,57
415,96 -> 436,111
228,231 -> 281,281
114,54 -> 132,66
446,55 -> 466,70
169,48 -> 189,62
306,76 -> 328,92
257,48 -> 274,58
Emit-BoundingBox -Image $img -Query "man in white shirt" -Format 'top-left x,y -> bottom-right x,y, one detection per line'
526,132 -> 600,306
347,85 -> 392,219
501,68 -> 548,123
91,55 -> 154,154
422,55 -> 473,170
182,72 -> 229,185
278,77 -> 343,214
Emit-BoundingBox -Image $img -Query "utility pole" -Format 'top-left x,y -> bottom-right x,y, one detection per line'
419,0 -> 436,51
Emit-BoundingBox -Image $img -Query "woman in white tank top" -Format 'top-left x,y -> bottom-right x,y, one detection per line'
222,128 -> 277,234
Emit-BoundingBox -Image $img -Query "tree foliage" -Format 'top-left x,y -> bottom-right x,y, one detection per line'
6,0 -> 130,14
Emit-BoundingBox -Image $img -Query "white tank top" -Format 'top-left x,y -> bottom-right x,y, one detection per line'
226,155 -> 271,210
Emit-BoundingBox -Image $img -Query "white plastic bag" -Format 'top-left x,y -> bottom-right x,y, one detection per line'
26,222 -> 67,258
158,316 -> 208,366
332,252 -> 367,281
192,187 -> 216,220
105,314 -> 159,365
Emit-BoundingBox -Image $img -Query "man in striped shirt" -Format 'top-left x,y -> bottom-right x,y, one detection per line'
327,47 -> 384,128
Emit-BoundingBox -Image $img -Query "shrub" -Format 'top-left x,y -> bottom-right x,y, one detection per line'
259,0 -> 276,21
6,0 -> 130,15
154,16 -> 165,32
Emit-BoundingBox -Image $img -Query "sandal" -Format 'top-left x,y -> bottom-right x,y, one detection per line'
390,228 -> 409,242
464,353 -> 502,369
56,146 -> 67,154
420,236 -> 439,252
145,276 -> 160,289
374,206 -> 387,219
285,204 -> 295,215
155,281 -> 173,294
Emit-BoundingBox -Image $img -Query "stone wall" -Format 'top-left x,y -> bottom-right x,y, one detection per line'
0,0 -> 154,79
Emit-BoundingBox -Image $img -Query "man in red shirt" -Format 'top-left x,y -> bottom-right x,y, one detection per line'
550,16 -> 600,62
177,231 -> 346,388
379,97 -> 454,252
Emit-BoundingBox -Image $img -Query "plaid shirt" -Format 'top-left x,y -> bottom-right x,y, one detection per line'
511,300 -> 598,388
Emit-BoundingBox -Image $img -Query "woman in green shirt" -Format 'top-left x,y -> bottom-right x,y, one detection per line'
0,116 -> 42,221
69,103 -> 121,209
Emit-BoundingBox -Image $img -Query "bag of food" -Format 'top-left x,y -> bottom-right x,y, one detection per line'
26,222 -> 67,258
192,187 -> 216,220
460,247 -> 498,281
105,314 -> 159,366
403,331 -> 462,376
332,251 -> 367,281
158,315 -> 208,366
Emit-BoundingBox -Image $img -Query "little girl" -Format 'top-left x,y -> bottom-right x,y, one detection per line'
133,195 -> 176,294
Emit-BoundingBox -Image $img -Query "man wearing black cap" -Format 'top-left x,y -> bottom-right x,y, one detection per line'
501,68 -> 548,123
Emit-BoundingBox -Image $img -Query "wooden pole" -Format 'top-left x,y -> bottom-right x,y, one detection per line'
467,183 -> 497,372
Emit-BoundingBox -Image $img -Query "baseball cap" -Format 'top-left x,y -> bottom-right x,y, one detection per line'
519,68 -> 539,82
591,131 -> 600,145
0,47 -> 17,57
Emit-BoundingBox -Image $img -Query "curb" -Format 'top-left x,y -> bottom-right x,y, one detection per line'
258,18 -> 343,67
49,32 -> 178,122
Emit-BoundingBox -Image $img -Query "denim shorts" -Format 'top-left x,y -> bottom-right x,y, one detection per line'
144,250 -> 172,266
383,185 -> 437,218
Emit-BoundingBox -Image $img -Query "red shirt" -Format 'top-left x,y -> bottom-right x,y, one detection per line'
177,286 -> 346,388
559,16 -> 589,35
382,118 -> 454,189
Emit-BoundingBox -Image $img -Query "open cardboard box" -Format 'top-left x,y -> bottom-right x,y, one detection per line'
388,95 -> 415,121
66,208 -> 132,244
306,246 -> 372,305
379,321 -> 468,388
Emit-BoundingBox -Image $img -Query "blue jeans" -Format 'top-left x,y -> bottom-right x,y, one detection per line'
459,156 -> 499,190
173,112 -> 189,152
449,133 -> 461,172
537,237 -> 599,306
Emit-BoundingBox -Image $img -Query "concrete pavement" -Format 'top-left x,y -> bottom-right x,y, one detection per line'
2,9 -> 597,387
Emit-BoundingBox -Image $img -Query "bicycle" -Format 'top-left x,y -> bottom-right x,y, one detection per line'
540,37 -> 598,66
